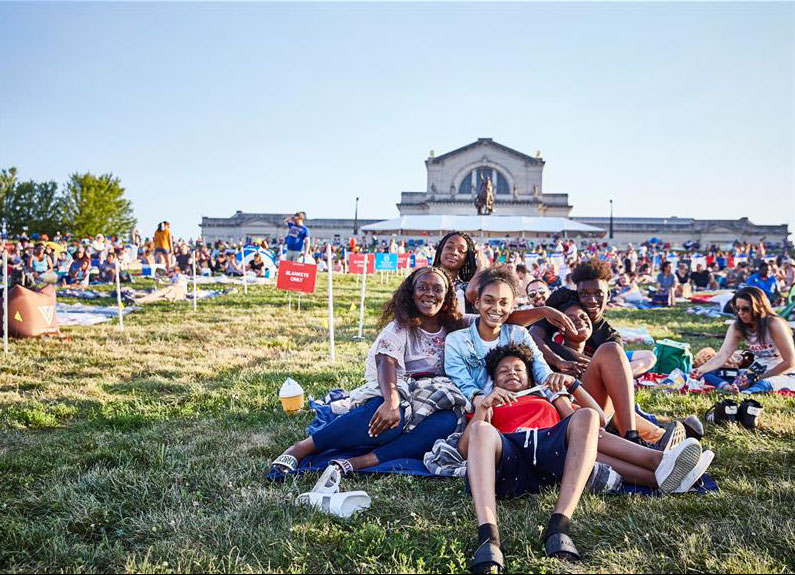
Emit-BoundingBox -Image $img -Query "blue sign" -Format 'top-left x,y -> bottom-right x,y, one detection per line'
375,253 -> 398,271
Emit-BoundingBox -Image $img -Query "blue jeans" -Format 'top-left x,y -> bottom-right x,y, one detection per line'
312,397 -> 457,462
703,370 -> 774,393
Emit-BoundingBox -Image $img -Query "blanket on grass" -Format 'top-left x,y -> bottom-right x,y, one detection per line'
294,448 -> 718,495
299,394 -> 718,494
56,302 -> 139,326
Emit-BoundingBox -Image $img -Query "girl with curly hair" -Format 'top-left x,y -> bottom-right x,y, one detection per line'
267,266 -> 470,481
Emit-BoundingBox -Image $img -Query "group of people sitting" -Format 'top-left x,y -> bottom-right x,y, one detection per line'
263,230 -> 795,573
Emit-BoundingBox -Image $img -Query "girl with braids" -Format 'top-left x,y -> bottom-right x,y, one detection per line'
267,266 -> 471,481
433,231 -> 480,314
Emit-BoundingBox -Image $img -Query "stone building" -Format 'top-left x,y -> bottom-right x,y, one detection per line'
397,138 -> 571,217
199,138 -> 789,247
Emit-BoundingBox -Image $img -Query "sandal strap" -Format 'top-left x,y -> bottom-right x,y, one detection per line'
544,532 -> 581,561
330,458 -> 354,475
272,454 -> 298,472
470,540 -> 504,574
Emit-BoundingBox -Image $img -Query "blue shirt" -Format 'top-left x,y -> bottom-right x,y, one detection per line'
285,222 -> 309,251
444,321 -> 553,401
746,273 -> 778,298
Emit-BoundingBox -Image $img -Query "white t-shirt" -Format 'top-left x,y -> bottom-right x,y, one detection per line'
364,317 -> 476,382
478,335 -> 501,352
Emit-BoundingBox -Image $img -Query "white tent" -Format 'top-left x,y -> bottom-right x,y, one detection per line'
361,215 -> 604,237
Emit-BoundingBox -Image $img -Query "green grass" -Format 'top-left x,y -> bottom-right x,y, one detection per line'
1,275 -> 794,573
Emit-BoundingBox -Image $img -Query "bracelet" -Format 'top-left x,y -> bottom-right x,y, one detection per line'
567,379 -> 582,394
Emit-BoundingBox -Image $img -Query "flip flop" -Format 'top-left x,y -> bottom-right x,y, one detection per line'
544,532 -> 580,561
295,490 -> 371,518
469,540 -> 504,574
266,453 -> 297,483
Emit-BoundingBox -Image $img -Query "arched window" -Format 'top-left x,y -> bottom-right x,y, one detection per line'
458,167 -> 510,196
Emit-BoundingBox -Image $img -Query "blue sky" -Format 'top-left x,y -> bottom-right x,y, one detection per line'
1,1 -> 792,240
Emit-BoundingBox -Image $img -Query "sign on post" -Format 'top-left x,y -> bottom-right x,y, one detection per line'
276,261 -> 318,294
415,257 -> 429,268
348,253 -> 375,275
375,253 -> 398,271
397,254 -> 410,269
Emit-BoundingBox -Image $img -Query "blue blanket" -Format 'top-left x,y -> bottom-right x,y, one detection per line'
296,449 -> 718,495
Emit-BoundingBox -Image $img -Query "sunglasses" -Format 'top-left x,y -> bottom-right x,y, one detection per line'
527,290 -> 547,298
735,305 -> 752,313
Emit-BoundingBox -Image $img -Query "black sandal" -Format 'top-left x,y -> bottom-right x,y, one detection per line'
544,532 -> 581,561
469,540 -> 504,574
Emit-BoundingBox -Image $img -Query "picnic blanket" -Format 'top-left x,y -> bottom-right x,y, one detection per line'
56,302 -> 139,326
297,393 -> 718,494
57,288 -> 107,300
617,327 -> 655,346
295,447 -> 718,495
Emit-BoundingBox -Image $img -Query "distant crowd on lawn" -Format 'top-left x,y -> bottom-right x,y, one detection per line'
3,220 -> 794,311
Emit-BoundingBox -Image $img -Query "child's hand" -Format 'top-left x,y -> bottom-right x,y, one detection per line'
483,388 -> 518,408
545,373 -> 575,393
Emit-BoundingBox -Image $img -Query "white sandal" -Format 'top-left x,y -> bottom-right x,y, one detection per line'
295,491 -> 371,518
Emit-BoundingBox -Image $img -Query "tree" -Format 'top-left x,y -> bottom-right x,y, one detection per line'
63,172 -> 136,238
0,167 -> 18,232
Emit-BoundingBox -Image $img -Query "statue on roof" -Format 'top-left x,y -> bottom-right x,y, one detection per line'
475,174 -> 495,215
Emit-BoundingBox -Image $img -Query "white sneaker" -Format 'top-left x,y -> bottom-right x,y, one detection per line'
654,437 -> 702,494
672,450 -> 715,493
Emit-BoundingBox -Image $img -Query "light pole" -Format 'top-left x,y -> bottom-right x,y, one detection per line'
353,197 -> 360,236
609,199 -> 614,240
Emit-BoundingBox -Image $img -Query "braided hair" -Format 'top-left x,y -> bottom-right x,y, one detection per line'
432,231 -> 478,283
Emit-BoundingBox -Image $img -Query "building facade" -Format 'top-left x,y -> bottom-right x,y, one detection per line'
397,138 -> 572,217
199,138 -> 789,247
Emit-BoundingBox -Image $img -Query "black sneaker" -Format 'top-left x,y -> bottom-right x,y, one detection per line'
737,399 -> 763,429
625,421 -> 685,452
705,399 -> 738,425
682,415 -> 705,440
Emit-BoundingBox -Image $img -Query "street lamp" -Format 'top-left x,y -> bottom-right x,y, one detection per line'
609,199 -> 614,240
353,197 -> 360,236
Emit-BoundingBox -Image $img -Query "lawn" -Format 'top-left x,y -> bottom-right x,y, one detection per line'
1,275 -> 794,573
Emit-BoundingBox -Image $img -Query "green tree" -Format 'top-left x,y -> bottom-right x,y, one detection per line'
0,167 -> 18,232
13,180 -> 65,236
63,172 -> 136,238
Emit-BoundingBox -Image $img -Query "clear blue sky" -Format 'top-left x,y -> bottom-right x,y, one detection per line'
1,1 -> 792,240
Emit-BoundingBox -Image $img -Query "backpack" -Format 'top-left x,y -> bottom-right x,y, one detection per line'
653,339 -> 694,375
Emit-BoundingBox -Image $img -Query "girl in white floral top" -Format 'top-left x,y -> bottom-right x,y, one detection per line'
267,267 -> 468,481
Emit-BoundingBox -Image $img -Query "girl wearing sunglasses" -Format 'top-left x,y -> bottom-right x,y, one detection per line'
692,287 -> 795,393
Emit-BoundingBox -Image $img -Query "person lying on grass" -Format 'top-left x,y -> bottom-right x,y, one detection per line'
459,344 -> 713,573
267,265 -> 577,482
692,286 -> 795,393
529,259 -> 673,445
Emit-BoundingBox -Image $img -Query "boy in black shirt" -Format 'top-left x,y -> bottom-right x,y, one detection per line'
530,260 -> 658,445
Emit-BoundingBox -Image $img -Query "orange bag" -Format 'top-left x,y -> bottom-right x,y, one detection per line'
1,284 -> 60,338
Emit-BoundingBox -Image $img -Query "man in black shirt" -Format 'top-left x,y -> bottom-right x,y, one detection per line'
690,263 -> 716,290
530,260 -> 649,444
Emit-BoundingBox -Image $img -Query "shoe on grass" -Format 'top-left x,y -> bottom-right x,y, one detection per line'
673,450 -> 715,493
654,437 -> 702,494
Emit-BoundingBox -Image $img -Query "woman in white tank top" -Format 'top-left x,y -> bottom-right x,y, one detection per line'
692,287 -> 795,393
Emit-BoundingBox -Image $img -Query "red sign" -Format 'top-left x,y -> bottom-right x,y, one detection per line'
277,261 -> 317,293
397,254 -> 410,269
415,257 -> 429,268
348,253 -> 375,274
